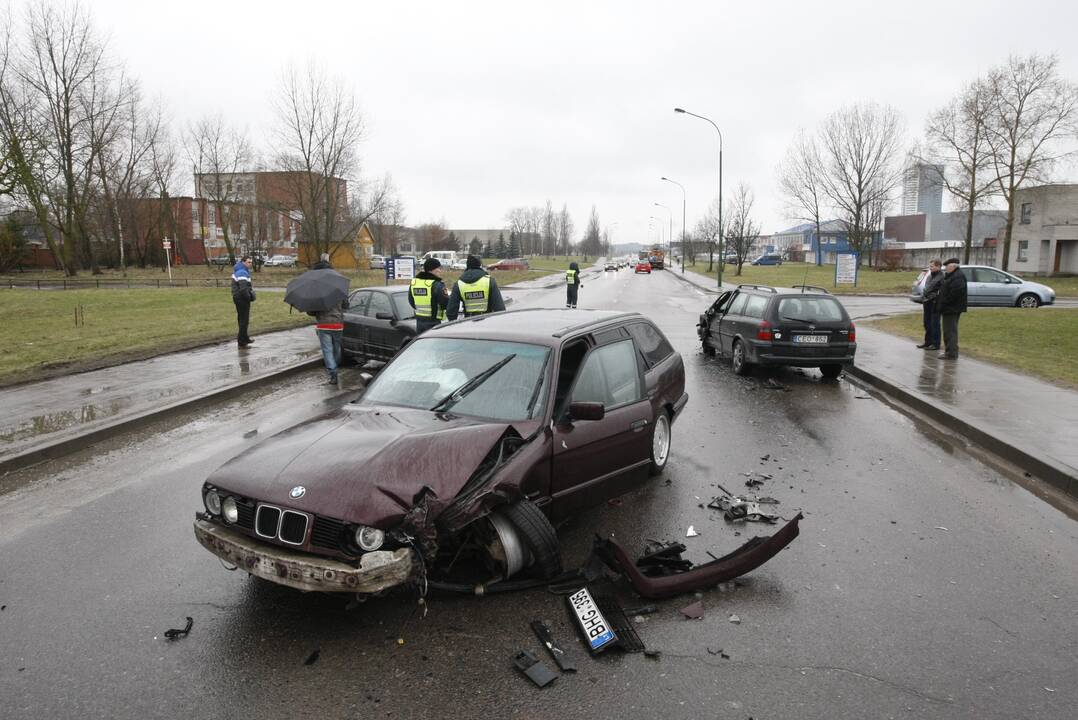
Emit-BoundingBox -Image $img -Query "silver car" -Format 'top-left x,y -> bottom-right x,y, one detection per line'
910,265 -> 1056,308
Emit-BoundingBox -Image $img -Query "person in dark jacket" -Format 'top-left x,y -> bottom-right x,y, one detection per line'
936,258 -> 967,359
231,256 -> 255,347
566,261 -> 582,308
310,253 -> 332,270
446,255 -> 505,320
408,258 -> 449,334
917,259 -> 943,350
310,297 -> 349,385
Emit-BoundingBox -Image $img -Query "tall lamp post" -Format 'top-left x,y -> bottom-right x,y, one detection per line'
653,202 -> 671,268
675,107 -> 723,287
661,176 -> 686,274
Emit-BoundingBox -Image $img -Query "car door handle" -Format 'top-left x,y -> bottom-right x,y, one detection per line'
630,419 -> 649,431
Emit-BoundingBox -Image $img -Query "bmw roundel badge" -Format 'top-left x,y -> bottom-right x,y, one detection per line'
289,486 -> 306,499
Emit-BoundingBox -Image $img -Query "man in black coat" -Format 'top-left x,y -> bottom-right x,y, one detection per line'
936,258 -> 967,360
917,259 -> 944,350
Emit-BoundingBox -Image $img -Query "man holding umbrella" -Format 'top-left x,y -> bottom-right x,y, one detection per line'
284,266 -> 352,385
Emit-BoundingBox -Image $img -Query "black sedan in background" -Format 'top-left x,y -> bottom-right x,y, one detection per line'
342,285 -> 417,364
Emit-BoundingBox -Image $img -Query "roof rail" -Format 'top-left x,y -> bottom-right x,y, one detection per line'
737,284 -> 777,293
791,284 -> 831,294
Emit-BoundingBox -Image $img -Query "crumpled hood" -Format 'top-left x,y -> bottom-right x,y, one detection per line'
207,405 -> 515,528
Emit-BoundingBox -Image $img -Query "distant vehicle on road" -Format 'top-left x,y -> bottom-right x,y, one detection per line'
342,286 -> 417,364
910,265 -> 1056,308
369,255 -> 386,270
750,254 -> 783,266
487,257 -> 530,271
640,247 -> 664,270
449,258 -> 468,270
698,284 -> 856,379
194,309 -> 688,597
605,262 -> 618,272
264,254 -> 298,267
634,261 -> 652,274
423,250 -> 459,266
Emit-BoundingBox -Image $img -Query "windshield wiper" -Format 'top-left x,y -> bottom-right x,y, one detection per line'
780,316 -> 815,324
429,354 -> 517,413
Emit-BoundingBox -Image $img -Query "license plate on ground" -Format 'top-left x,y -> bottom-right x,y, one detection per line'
793,334 -> 828,344
567,587 -> 618,653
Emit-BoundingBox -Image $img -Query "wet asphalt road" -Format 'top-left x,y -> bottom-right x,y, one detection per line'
1,267 -> 1076,720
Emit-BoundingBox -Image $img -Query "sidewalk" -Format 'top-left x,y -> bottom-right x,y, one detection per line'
0,328 -> 321,472
669,265 -> 1078,498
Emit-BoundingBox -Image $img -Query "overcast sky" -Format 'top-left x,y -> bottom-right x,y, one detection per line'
85,0 -> 1078,243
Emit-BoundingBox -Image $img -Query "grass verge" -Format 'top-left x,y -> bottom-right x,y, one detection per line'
0,288 -> 309,386
864,308 -> 1078,388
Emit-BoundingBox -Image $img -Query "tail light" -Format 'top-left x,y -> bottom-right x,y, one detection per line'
756,320 -> 773,341
848,323 -> 856,343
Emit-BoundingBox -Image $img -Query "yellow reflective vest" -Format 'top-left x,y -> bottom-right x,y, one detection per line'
457,276 -> 492,315
409,278 -> 445,321
566,269 -> 578,285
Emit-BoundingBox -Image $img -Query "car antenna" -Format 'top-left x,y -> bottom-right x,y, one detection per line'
800,257 -> 810,293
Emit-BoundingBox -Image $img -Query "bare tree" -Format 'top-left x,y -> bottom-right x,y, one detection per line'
556,203 -> 573,257
581,205 -> 601,258
778,129 -> 826,265
694,197 -> 722,272
818,102 -> 905,266
185,114 -> 252,263
724,183 -> 760,276
541,200 -> 556,255
982,54 -> 1078,270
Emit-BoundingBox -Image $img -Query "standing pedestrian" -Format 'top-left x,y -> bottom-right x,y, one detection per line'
936,257 -> 967,360
231,256 -> 255,347
409,258 -> 449,334
566,262 -> 582,308
311,252 -> 332,270
446,255 -> 506,320
916,259 -> 943,350
310,296 -> 348,385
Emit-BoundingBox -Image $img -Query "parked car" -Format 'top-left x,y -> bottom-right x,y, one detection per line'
369,255 -> 386,270
449,258 -> 468,270
698,284 -> 856,379
634,261 -> 652,274
342,286 -> 417,364
193,309 -> 688,596
208,255 -> 232,266
750,254 -> 783,266
910,265 -> 1056,308
487,257 -> 530,271
264,254 -> 298,267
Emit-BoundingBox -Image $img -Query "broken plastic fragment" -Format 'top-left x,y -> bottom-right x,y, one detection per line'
163,617 -> 193,640
686,526 -> 699,537
680,601 -> 705,619
728,614 -> 741,624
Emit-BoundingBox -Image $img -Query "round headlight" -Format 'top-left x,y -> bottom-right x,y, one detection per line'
222,496 -> 238,524
204,490 -> 222,515
354,526 -> 385,552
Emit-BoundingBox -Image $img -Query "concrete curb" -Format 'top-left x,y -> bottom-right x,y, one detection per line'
670,266 -> 1077,499
0,355 -> 322,475
845,364 -> 1077,500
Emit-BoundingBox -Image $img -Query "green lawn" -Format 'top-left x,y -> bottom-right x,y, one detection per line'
864,308 -> 1078,388
0,288 -> 309,386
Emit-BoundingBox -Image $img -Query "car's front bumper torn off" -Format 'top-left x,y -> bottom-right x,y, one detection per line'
193,519 -> 413,594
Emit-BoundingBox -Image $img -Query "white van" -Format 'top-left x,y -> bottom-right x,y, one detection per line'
422,250 -> 458,266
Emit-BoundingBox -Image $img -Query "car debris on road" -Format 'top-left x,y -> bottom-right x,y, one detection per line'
513,649 -> 558,688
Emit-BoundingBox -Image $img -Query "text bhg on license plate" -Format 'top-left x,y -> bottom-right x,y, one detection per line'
568,587 -> 617,653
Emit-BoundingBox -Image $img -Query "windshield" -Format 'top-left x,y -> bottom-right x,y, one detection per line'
362,338 -> 551,421
777,297 -> 845,323
392,293 -> 414,319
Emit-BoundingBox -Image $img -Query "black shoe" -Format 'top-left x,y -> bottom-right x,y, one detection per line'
926,345 -> 939,350
916,343 -> 928,348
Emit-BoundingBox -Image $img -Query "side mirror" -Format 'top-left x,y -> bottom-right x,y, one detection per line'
568,401 -> 605,421
375,312 -> 394,321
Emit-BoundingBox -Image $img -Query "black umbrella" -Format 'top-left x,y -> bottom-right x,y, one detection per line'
284,268 -> 351,313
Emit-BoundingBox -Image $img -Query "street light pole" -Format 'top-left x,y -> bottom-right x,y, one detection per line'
675,107 -> 723,288
654,202 -> 671,269
661,177 -> 686,274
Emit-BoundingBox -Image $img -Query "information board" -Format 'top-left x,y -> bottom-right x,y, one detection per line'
384,256 -> 416,284
835,253 -> 858,286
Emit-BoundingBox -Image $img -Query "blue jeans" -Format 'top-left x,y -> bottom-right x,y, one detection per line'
317,329 -> 342,377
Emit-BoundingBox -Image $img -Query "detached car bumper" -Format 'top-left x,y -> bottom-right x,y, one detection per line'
193,518 -> 413,594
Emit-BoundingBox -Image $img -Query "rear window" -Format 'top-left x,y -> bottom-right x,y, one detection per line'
627,322 -> 674,367
776,297 -> 845,323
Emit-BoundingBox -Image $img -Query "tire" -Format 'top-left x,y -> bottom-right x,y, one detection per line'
1017,293 -> 1041,308
498,501 -> 562,579
819,364 -> 843,379
732,339 -> 751,376
649,410 -> 672,476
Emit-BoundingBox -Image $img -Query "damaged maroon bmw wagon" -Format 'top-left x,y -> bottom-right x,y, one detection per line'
194,309 -> 688,595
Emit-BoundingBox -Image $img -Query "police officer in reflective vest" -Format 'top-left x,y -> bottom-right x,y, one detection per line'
566,261 -> 581,308
447,255 -> 506,320
409,258 -> 448,334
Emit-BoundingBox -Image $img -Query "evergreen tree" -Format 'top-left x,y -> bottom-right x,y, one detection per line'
482,240 -> 493,258
469,236 -> 482,256
496,232 -> 508,258
508,231 -> 521,258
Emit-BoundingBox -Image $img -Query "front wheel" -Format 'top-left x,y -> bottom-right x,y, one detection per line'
489,501 -> 562,579
732,339 -> 751,376
649,411 -> 672,476
1017,293 -> 1041,308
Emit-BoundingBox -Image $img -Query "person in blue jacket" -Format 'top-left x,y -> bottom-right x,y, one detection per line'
231,256 -> 255,347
